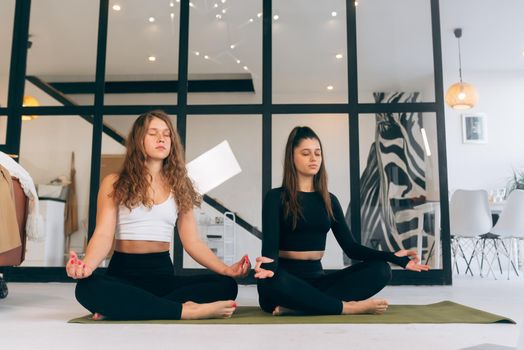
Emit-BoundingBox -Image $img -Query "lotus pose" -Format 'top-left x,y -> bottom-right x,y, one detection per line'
255,126 -> 429,316
66,110 -> 250,320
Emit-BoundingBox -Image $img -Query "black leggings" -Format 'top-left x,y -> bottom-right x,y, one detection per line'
75,251 -> 238,320
257,258 -> 391,315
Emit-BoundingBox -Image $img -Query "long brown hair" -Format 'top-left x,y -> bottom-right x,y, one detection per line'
112,110 -> 201,213
282,126 -> 334,228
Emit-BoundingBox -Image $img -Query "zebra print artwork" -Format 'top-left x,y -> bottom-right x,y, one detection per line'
345,92 -> 433,262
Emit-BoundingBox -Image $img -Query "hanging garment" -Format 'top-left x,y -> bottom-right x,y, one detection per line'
0,165 -> 21,254
64,151 -> 78,236
0,151 -> 43,240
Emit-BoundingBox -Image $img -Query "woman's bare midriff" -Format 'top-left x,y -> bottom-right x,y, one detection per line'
115,240 -> 170,254
278,250 -> 324,260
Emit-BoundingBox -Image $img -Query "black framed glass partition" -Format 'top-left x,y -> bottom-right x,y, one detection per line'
184,114 -> 262,269
24,0 -> 99,106
356,0 -> 436,104
104,0 -> 180,106
1,0 -> 450,285
272,0 -> 348,104
18,115 -> 93,268
188,0 -> 262,105
358,111 -> 442,270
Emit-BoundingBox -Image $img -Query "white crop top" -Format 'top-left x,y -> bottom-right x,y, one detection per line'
115,194 -> 178,242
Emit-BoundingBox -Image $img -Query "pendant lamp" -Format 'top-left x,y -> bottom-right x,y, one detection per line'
22,95 -> 39,121
445,28 -> 478,109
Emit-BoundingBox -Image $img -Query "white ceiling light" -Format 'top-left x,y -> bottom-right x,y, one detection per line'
169,1 -> 174,7
204,55 -> 209,59
195,51 -> 200,56
222,9 -> 227,14
354,1 -> 359,6
221,0 -> 226,3
243,66 -> 248,70
216,14 -> 222,19
331,11 -> 337,17
230,44 -> 235,49
273,15 -> 279,20
249,18 -> 254,22
335,54 -> 343,59
148,56 -> 156,62
189,2 -> 195,7
112,4 -> 121,11
214,3 -> 218,8
148,17 -> 155,23
257,12 -> 262,18
236,59 -> 241,64
327,85 -> 334,90
170,13 -> 175,19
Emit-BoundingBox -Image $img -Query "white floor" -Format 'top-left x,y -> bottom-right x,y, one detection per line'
0,275 -> 523,350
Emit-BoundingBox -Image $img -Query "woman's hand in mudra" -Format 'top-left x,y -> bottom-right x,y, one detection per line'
254,256 -> 275,279
394,249 -> 430,272
223,255 -> 251,278
66,251 -> 94,279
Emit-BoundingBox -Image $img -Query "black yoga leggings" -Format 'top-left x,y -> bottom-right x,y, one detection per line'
257,258 -> 392,315
75,251 -> 238,320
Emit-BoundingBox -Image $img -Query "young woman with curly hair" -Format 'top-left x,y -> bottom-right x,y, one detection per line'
67,111 -> 250,320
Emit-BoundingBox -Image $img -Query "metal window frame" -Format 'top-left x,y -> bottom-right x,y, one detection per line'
1,0 -> 451,285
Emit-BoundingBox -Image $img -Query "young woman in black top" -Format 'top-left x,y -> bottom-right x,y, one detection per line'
255,126 -> 429,316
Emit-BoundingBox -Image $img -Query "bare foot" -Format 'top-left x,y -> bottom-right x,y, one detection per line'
342,298 -> 389,315
272,305 -> 306,316
91,312 -> 106,321
181,300 -> 237,320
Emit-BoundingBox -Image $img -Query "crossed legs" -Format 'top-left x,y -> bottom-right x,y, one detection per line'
258,261 -> 391,315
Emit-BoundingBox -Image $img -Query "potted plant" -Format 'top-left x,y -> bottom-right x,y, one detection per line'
506,169 -> 524,197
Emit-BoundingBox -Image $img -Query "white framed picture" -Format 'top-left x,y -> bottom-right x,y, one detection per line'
462,113 -> 487,144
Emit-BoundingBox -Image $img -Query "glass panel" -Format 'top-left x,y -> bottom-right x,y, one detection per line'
356,0 -> 435,103
273,0 -> 348,104
359,111 -> 441,269
19,115 -> 93,267
185,115 -> 262,268
25,0 -> 98,106
0,116 -> 6,144
188,0 -> 262,105
272,114 -> 350,269
0,0 -> 15,108
105,0 -> 179,105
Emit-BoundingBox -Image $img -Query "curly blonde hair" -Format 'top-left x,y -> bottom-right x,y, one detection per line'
112,110 -> 201,213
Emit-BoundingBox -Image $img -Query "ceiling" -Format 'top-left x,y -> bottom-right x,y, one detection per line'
1,0 -> 523,101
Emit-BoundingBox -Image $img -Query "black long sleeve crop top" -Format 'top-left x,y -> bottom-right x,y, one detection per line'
260,187 -> 410,272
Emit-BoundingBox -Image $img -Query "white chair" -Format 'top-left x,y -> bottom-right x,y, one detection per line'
449,189 -> 493,276
490,189 -> 524,279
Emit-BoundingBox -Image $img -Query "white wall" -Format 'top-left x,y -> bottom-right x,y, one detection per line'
444,71 -> 524,193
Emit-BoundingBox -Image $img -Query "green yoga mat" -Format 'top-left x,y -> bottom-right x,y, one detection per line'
69,301 -> 515,324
